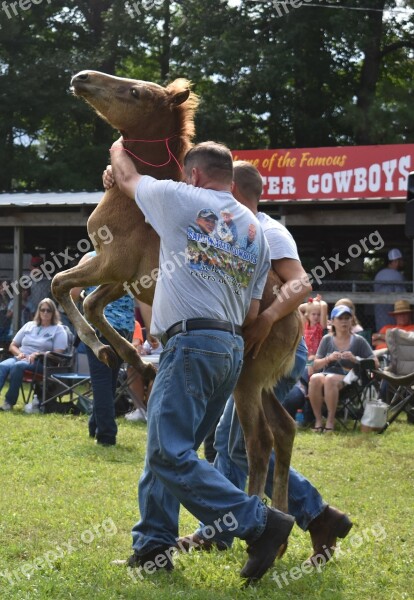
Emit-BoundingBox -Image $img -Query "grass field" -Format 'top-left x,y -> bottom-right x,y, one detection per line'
0,395 -> 413,600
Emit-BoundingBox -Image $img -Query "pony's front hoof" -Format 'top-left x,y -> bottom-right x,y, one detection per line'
98,346 -> 118,368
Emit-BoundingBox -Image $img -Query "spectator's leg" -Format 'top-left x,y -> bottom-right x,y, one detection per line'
4,359 -> 36,406
308,373 -> 326,429
323,374 -> 344,429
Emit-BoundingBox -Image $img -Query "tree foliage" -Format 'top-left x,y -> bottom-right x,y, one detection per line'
0,0 -> 413,190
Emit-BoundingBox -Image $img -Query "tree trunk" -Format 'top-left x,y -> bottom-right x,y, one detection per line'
354,0 -> 386,144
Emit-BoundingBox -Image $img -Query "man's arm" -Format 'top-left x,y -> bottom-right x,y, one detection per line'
110,138 -> 142,200
243,299 -> 261,329
243,258 -> 311,359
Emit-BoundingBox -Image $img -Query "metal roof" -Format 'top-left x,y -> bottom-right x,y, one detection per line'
0,192 -> 102,207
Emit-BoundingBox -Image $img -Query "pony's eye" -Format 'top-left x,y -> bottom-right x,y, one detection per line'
130,88 -> 139,99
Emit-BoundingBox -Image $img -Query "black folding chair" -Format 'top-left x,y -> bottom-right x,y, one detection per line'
373,328 -> 414,432
336,358 -> 379,430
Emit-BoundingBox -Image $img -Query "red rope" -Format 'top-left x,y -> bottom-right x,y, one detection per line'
120,136 -> 183,172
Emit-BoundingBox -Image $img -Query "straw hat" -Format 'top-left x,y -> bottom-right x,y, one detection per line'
389,300 -> 411,315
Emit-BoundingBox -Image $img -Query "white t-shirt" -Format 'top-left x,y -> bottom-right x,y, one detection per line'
13,321 -> 68,355
135,176 -> 270,336
256,212 -> 299,261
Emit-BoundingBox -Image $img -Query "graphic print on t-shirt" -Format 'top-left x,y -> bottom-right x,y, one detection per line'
186,207 -> 259,295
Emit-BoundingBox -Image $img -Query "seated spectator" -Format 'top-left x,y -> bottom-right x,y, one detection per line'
372,300 -> 414,351
280,368 -> 314,425
334,298 -> 363,334
300,295 -> 328,366
309,304 -> 377,433
0,298 -> 67,411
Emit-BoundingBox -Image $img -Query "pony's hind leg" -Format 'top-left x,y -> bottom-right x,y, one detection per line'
234,384 -> 273,500
261,389 -> 296,513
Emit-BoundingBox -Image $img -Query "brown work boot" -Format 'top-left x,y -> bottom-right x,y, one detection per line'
240,507 -> 295,582
307,505 -> 353,566
177,533 -> 228,553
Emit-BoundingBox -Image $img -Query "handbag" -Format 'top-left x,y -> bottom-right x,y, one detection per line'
360,399 -> 388,432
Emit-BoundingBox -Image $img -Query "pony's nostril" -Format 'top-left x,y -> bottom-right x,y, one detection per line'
76,73 -> 89,81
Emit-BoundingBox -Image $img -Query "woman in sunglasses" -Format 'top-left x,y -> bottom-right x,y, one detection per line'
0,298 -> 67,411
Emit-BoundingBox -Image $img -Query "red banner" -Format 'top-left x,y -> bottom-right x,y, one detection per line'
232,144 -> 414,201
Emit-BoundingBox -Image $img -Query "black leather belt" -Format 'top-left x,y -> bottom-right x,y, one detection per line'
161,318 -> 242,346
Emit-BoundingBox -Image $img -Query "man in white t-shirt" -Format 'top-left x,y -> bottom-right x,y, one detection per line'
110,140 -> 294,581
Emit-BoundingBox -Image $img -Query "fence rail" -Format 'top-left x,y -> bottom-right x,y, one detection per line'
313,281 -> 414,304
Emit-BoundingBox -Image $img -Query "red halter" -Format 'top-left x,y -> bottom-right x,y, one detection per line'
120,136 -> 183,172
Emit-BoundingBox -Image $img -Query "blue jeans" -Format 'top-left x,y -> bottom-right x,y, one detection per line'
0,357 -> 41,406
131,330 -> 268,555
85,335 -> 124,445
196,338 -> 325,545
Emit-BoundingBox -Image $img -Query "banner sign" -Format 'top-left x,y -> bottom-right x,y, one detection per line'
232,144 -> 414,201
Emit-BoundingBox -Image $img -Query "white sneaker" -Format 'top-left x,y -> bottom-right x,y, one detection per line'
0,402 -> 13,411
124,408 -> 147,422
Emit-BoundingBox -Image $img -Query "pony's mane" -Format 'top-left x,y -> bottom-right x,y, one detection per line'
166,78 -> 199,142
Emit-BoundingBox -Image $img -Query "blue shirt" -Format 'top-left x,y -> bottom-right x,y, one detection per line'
84,252 -> 135,333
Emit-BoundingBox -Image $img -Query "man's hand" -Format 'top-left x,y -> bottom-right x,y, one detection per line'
103,164 -> 115,190
243,311 -> 274,359
110,136 -> 141,200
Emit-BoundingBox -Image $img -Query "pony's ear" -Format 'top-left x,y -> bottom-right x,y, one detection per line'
170,89 -> 190,107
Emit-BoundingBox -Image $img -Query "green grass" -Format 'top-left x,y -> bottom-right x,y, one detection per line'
0,392 -> 413,600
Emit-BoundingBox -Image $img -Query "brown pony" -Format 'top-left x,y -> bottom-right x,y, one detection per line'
52,71 -> 300,514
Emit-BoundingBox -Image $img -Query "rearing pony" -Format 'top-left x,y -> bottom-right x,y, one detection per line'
52,71 -> 300,517
52,71 -> 198,383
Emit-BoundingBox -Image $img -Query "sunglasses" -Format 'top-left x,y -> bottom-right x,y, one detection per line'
40,308 -> 52,313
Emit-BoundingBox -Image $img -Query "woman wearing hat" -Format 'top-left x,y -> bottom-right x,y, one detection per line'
372,300 -> 414,351
308,304 -> 377,432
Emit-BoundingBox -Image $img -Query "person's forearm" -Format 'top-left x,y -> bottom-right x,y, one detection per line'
9,343 -> 22,358
265,278 -> 311,324
314,355 -> 330,370
110,139 -> 141,200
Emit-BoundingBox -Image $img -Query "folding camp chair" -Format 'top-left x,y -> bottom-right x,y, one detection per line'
374,370 -> 414,433
374,328 -> 414,432
22,329 -> 92,414
38,347 -> 92,414
336,358 -> 379,430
